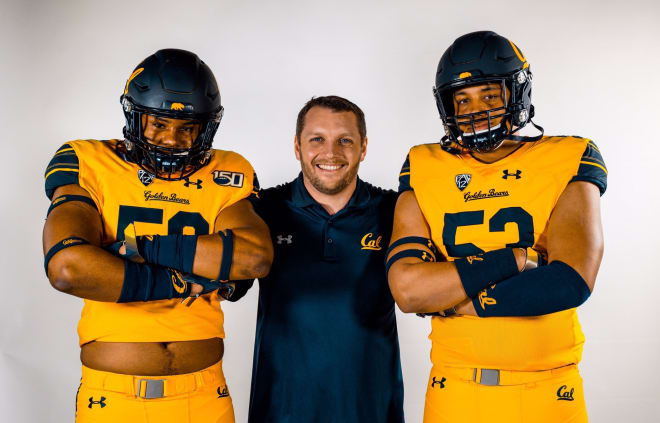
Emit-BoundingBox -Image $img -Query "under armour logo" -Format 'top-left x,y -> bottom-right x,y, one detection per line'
502,169 -> 522,179
557,385 -> 575,401
431,376 -> 446,389
276,235 -> 292,245
217,385 -> 229,398
88,396 -> 106,408
184,178 -> 203,189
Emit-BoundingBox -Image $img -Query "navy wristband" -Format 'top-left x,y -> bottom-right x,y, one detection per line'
218,229 -> 234,281
454,248 -> 519,298
118,261 -> 192,303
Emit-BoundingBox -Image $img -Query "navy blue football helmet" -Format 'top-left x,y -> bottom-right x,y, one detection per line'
120,49 -> 224,180
433,31 -> 542,153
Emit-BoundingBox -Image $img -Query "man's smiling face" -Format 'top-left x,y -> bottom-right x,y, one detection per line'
295,106 -> 367,196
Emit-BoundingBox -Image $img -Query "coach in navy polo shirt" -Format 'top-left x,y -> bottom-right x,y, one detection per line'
246,96 -> 404,422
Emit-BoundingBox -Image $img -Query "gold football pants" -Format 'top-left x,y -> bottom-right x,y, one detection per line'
75,359 -> 234,423
424,364 -> 588,423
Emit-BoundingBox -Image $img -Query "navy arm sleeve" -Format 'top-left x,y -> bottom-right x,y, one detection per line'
398,154 -> 412,193
472,261 -> 591,317
45,143 -> 80,200
569,140 -> 607,195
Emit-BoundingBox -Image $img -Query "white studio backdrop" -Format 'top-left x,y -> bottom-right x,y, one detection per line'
1,0 -> 659,421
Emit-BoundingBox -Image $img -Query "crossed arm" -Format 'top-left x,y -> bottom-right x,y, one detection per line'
43,184 -> 273,302
387,181 -> 604,316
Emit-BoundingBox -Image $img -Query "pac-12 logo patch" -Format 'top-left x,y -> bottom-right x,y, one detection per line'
212,170 -> 244,188
138,169 -> 154,186
455,174 -> 471,191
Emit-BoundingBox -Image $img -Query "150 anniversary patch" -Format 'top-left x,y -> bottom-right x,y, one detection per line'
213,170 -> 244,188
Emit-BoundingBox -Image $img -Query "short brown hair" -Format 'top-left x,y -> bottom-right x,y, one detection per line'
295,96 -> 366,142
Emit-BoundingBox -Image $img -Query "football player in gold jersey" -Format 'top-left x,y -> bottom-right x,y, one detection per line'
42,49 -> 273,423
387,31 -> 606,422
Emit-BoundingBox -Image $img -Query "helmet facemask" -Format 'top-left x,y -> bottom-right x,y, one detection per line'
121,96 -> 223,180
435,70 -> 534,154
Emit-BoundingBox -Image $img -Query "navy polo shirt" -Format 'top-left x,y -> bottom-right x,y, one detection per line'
247,174 -> 404,423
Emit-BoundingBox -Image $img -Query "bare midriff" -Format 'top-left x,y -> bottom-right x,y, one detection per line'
80,338 -> 223,376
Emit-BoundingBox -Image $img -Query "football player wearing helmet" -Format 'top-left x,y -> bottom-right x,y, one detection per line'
42,49 -> 273,423
388,31 -> 606,422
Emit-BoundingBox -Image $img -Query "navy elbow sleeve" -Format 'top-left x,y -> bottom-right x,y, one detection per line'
138,234 -> 198,274
473,261 -> 591,317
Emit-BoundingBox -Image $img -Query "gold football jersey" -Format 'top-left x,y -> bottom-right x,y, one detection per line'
399,136 -> 607,370
45,139 -> 258,345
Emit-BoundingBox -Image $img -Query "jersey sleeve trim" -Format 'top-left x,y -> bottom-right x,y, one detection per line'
579,160 -> 607,174
569,140 -> 607,195
398,154 -> 412,193
249,172 -> 261,200
45,143 -> 81,200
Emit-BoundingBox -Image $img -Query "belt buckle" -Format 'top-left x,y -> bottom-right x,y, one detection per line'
137,379 -> 165,399
476,369 -> 500,386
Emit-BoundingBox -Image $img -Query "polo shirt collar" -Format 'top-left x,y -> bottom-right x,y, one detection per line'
291,172 -> 371,211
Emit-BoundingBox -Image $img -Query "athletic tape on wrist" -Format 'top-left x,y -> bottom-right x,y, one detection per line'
523,248 -> 544,271
217,229 -> 234,281
454,248 -> 519,298
44,237 -> 89,274
47,195 -> 97,217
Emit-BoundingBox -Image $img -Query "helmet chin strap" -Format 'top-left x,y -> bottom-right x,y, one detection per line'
440,119 -> 544,155
508,120 -> 544,142
439,135 -> 465,154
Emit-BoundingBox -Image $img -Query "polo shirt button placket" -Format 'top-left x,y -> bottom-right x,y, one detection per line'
322,220 -> 337,260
